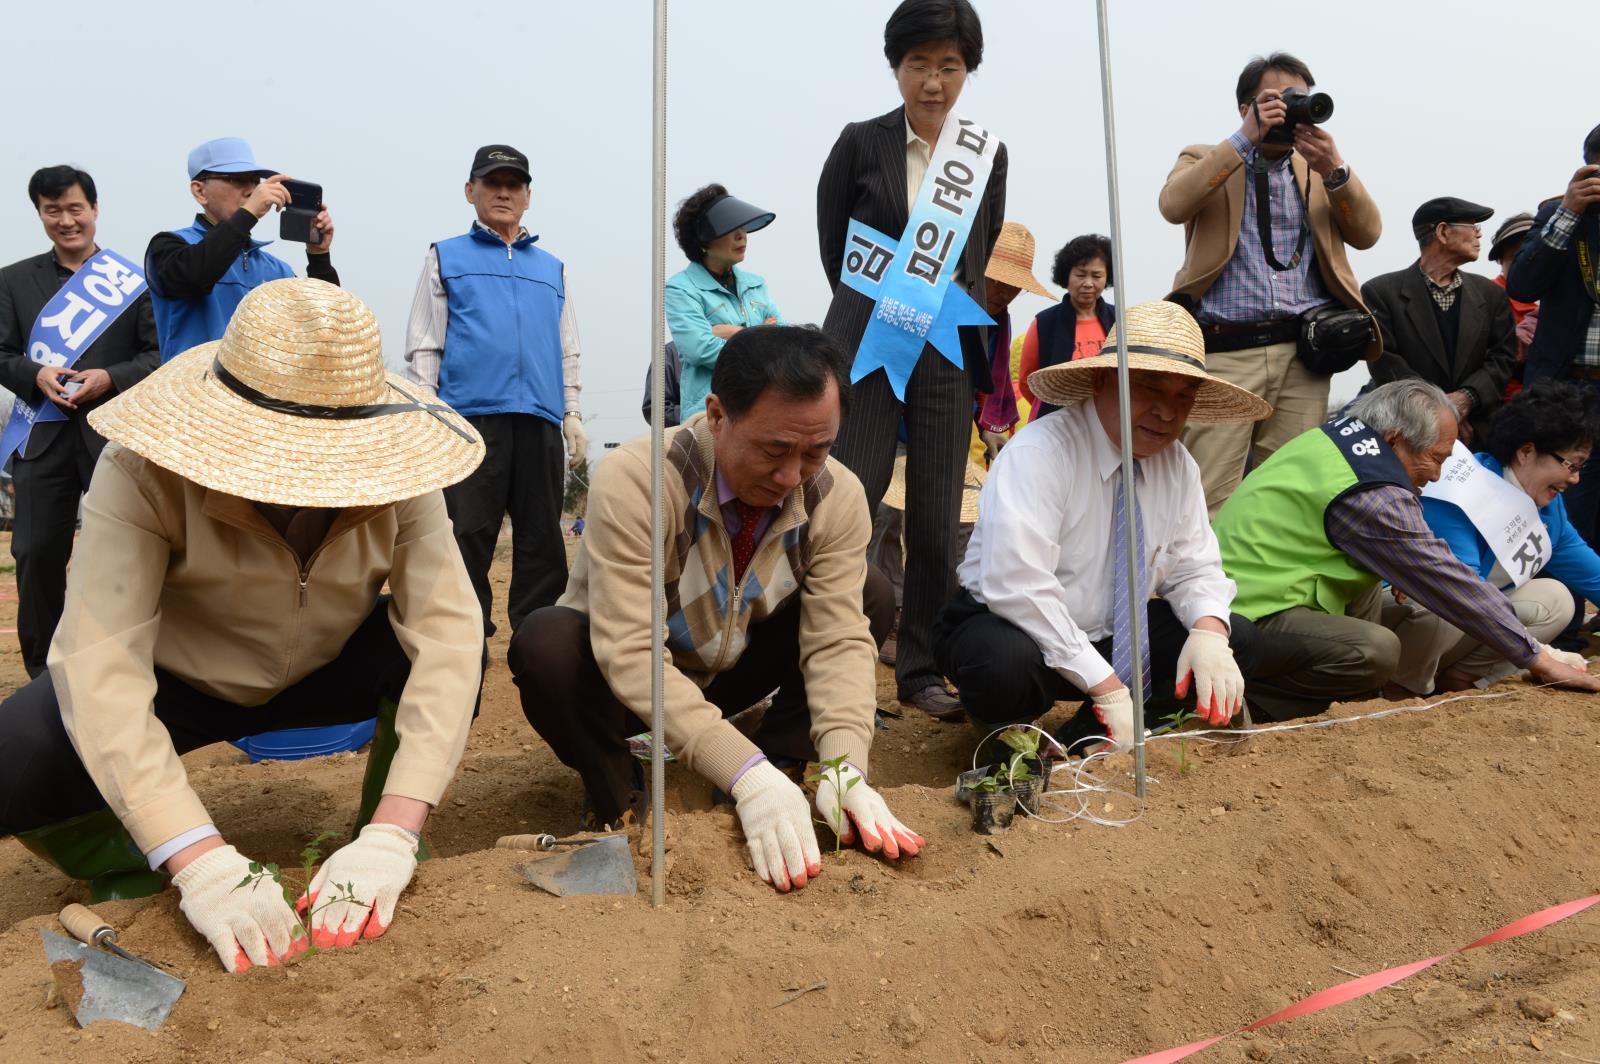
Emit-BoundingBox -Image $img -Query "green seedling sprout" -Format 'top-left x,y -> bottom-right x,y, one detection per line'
805,754 -> 859,855
232,830 -> 369,958
996,725 -> 1042,760
1162,708 -> 1201,775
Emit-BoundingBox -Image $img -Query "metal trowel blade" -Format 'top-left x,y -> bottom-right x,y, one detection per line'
519,833 -> 638,897
40,928 -> 185,1031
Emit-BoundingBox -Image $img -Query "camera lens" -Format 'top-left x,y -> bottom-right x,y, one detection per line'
1303,92 -> 1334,124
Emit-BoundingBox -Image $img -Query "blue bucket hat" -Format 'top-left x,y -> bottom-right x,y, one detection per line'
187,137 -> 275,180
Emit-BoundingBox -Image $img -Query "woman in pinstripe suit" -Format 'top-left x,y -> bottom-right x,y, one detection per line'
816,0 -> 1007,721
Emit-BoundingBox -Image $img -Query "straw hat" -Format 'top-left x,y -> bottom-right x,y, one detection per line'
882,454 -> 986,523
1027,300 -> 1272,423
89,278 -> 485,507
984,222 -> 1056,302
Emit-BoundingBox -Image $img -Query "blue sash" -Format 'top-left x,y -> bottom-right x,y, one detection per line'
839,113 -> 998,399
0,249 -> 147,463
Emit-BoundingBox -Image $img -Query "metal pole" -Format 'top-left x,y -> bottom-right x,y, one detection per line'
1094,0 -> 1147,798
648,0 -> 669,907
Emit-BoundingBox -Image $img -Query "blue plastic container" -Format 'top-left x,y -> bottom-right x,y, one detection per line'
231,718 -> 377,763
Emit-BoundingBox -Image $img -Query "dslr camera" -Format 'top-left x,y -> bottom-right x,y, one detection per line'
1262,87 -> 1334,145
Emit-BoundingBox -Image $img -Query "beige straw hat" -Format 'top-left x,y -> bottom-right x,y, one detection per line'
1026,300 -> 1272,423
89,278 -> 485,507
984,222 -> 1057,302
882,454 -> 986,523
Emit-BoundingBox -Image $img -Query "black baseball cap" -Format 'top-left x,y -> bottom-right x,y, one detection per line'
469,145 -> 532,182
1411,197 -> 1493,239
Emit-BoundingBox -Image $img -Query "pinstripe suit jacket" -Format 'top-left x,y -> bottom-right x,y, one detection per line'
816,105 -> 1008,394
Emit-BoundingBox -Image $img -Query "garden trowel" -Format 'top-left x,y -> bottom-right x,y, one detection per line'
40,904 -> 185,1031
519,833 -> 638,897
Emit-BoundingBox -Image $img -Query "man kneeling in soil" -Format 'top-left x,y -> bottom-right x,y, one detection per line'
1214,378 -> 1600,718
934,301 -> 1266,753
0,278 -> 486,972
509,326 -> 923,892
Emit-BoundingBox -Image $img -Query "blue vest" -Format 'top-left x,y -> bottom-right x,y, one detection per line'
150,221 -> 297,362
435,227 -> 565,423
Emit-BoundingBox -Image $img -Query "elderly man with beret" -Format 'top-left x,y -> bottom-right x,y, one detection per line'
1363,197 -> 1518,443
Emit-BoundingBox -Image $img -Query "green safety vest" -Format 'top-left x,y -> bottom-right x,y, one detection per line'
1214,415 -> 1413,620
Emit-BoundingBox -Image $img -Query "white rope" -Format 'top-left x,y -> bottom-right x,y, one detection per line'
971,684 -> 1534,831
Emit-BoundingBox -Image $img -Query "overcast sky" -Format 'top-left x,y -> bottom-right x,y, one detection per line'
1,0 -> 1591,450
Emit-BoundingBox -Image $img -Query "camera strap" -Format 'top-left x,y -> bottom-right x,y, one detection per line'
1251,149 -> 1311,272
1577,212 -> 1600,306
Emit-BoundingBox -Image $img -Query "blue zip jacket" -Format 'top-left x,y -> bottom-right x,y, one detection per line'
1419,451 -> 1600,601
435,226 -> 565,423
149,221 -> 295,360
665,262 -> 783,419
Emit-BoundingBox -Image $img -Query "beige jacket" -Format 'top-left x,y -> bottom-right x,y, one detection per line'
1159,140 -> 1384,360
47,445 -> 483,852
560,418 -> 877,792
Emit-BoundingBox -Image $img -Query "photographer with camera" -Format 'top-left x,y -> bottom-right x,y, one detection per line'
1509,126 -> 1600,498
144,138 -> 338,362
1159,52 -> 1382,514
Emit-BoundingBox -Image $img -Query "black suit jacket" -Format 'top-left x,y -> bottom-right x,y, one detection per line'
1509,201 -> 1597,383
816,106 -> 1008,394
0,251 -> 160,460
1362,262 -> 1516,439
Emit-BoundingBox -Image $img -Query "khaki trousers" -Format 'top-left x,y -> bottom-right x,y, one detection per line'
1387,578 -> 1573,695
1180,340 -> 1329,515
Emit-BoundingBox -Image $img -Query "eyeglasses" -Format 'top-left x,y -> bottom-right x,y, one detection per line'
900,63 -> 966,83
1549,451 -> 1585,475
202,174 -> 260,190
1442,222 -> 1482,235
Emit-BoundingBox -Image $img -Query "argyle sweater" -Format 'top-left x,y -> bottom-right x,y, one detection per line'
558,414 -> 877,790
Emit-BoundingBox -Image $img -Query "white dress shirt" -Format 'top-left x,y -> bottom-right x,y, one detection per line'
402,225 -> 582,416
958,400 -> 1236,690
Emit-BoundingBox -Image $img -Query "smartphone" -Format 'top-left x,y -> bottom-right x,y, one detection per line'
279,179 -> 323,245
62,379 -> 83,398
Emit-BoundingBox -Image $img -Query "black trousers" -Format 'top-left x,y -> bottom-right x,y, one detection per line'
444,413 -> 566,637
933,590 -> 1263,748
10,427 -> 100,678
0,600 -> 411,837
507,568 -> 895,825
831,349 -> 972,699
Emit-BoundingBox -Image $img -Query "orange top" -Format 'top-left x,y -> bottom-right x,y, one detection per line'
1017,315 -> 1108,422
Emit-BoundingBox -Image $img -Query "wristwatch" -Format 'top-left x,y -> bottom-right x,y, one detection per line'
1323,164 -> 1350,191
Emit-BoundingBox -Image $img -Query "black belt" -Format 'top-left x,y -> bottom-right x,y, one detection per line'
1201,318 -> 1300,354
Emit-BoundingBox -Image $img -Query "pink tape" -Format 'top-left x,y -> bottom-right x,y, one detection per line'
1119,893 -> 1600,1064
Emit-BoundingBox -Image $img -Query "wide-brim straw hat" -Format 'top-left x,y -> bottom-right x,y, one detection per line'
984,222 -> 1057,302
1027,300 -> 1272,423
89,278 -> 485,507
882,454 -> 986,523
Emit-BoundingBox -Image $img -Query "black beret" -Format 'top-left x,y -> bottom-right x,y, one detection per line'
1411,196 -> 1494,238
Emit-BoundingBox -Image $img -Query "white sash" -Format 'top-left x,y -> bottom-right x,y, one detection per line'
1422,441 -> 1552,588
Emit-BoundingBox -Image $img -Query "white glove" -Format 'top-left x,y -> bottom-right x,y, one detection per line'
1090,686 -> 1135,752
813,763 -> 923,859
732,761 -> 821,892
173,844 -> 304,973
562,413 -> 587,469
1175,627 -> 1245,725
298,823 -> 418,948
1541,643 -> 1589,671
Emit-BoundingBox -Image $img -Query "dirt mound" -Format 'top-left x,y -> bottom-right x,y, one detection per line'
1,556 -> 1599,1063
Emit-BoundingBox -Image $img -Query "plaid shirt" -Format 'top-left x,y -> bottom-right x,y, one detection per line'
1421,265 -> 1463,312
1195,133 -> 1332,325
1542,206 -> 1600,367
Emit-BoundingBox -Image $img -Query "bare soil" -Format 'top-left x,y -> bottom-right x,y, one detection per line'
2,542 -> 1598,1063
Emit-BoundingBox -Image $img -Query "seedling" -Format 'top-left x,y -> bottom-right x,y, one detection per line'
232,831 -> 369,958
1162,708 -> 1201,775
806,754 -> 860,855
996,725 -> 1042,760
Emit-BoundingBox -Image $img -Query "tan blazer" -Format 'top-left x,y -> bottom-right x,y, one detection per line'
1158,140 -> 1384,360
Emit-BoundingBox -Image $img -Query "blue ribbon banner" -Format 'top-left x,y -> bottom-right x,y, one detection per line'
0,248 -> 147,464
840,114 -> 998,399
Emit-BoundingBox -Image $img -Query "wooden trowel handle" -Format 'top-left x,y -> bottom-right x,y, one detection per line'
61,903 -> 114,946
495,834 -> 555,851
